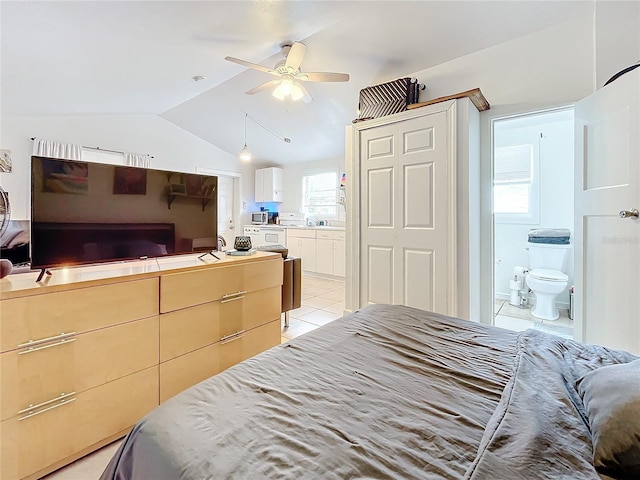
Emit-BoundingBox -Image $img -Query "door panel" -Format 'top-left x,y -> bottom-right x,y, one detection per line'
367,246 -> 393,304
404,248 -> 435,311
217,175 -> 235,246
368,167 -> 394,227
404,163 -> 434,228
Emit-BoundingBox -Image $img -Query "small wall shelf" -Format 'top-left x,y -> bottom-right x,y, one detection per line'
166,191 -> 215,211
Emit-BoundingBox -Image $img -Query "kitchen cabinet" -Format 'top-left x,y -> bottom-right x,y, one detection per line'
315,230 -> 346,277
286,228 -> 345,277
255,167 -> 283,203
286,228 -> 317,272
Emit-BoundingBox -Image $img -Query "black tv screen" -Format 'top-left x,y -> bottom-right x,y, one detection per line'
30,156 -> 218,270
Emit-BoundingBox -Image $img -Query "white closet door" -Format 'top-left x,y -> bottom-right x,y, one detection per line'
360,110 -> 454,314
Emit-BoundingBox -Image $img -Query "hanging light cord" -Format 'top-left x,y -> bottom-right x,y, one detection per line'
243,112 -> 291,143
243,113 -> 248,147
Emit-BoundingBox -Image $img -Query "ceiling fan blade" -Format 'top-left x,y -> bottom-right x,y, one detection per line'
224,56 -> 278,76
298,72 -> 350,83
285,42 -> 307,71
246,79 -> 281,95
297,82 -> 314,103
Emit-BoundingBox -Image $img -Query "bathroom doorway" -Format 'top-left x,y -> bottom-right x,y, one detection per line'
491,107 -> 575,338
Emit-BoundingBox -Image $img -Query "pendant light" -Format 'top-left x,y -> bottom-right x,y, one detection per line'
239,113 -> 252,161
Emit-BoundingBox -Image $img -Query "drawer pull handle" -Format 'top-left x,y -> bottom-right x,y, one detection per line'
220,295 -> 245,304
18,337 -> 76,355
18,397 -> 76,421
220,330 -> 245,344
18,391 -> 76,415
18,331 -> 77,349
221,290 -> 247,300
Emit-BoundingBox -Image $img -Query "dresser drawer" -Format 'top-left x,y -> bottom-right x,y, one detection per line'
159,319 -> 280,402
159,343 -> 221,403
1,316 -> 159,422
159,286 -> 281,362
0,366 -> 158,480
0,278 -> 159,353
218,319 -> 281,372
160,257 -> 282,313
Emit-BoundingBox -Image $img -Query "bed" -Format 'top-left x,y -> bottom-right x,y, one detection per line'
100,304 -> 639,480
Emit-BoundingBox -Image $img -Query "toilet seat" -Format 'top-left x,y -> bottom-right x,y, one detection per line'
529,269 -> 568,282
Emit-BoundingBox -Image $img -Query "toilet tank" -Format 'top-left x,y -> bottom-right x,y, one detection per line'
528,242 -> 571,272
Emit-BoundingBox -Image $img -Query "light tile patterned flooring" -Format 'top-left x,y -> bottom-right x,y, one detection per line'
42,273 -> 345,480
280,274 -> 346,343
494,299 -> 574,339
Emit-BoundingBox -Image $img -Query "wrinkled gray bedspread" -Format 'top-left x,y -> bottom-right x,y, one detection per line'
100,304 -> 636,480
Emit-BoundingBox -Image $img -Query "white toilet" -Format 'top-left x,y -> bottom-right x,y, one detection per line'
525,242 -> 571,320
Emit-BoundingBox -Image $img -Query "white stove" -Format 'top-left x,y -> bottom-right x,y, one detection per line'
243,225 -> 286,247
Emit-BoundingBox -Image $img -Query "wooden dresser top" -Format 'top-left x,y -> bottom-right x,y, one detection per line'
0,251 -> 281,300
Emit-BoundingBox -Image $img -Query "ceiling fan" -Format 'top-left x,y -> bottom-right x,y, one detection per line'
224,41 -> 349,103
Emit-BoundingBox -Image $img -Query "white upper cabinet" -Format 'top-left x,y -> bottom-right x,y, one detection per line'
255,167 -> 284,202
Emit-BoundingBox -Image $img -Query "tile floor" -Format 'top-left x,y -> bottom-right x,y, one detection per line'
41,273 -> 345,480
494,298 -> 574,339
280,274 -> 346,343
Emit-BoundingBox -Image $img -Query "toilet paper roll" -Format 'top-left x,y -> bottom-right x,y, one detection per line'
509,279 -> 523,290
514,266 -> 528,279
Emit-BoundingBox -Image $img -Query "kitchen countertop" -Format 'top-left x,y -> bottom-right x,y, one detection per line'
285,225 -> 345,231
245,224 -> 345,231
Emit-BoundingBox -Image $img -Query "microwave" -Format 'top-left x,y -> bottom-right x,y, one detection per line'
251,211 -> 269,225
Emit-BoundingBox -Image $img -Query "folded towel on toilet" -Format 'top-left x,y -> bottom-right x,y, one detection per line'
528,228 -> 571,238
528,236 -> 570,245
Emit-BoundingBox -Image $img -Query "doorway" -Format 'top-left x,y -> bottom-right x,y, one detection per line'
491,107 -> 575,338
196,167 -> 240,247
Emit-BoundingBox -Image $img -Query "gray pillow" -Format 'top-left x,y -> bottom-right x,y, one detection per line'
577,359 -> 640,480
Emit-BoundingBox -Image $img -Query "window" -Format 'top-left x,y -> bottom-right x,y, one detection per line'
82,148 -> 124,165
494,144 -> 539,223
302,172 -> 337,218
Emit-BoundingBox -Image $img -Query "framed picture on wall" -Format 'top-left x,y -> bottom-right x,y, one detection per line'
0,150 -> 12,173
41,158 -> 89,195
184,174 -> 204,196
113,166 -> 147,195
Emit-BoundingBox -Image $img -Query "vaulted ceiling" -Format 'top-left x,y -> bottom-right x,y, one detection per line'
1,1 -> 592,165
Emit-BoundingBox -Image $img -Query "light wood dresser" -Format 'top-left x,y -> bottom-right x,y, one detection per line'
0,252 -> 282,480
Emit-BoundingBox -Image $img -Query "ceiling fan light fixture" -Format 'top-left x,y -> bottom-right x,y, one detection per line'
272,86 -> 286,101
272,77 -> 304,102
290,82 -> 304,101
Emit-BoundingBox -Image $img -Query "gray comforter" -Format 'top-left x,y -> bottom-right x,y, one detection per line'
100,304 -> 636,479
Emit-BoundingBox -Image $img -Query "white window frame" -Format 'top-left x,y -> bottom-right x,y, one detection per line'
302,171 -> 338,220
81,147 -> 124,165
494,143 -> 540,225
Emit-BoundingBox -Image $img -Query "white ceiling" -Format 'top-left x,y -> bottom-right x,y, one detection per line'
1,1 -> 592,166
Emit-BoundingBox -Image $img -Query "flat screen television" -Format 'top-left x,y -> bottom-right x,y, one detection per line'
30,156 -> 218,271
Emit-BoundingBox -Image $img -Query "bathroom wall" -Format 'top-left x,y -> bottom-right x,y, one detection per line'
494,108 -> 574,307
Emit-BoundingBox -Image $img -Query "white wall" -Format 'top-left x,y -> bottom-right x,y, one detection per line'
595,0 -> 640,89
494,109 -> 574,306
0,115 -> 257,226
